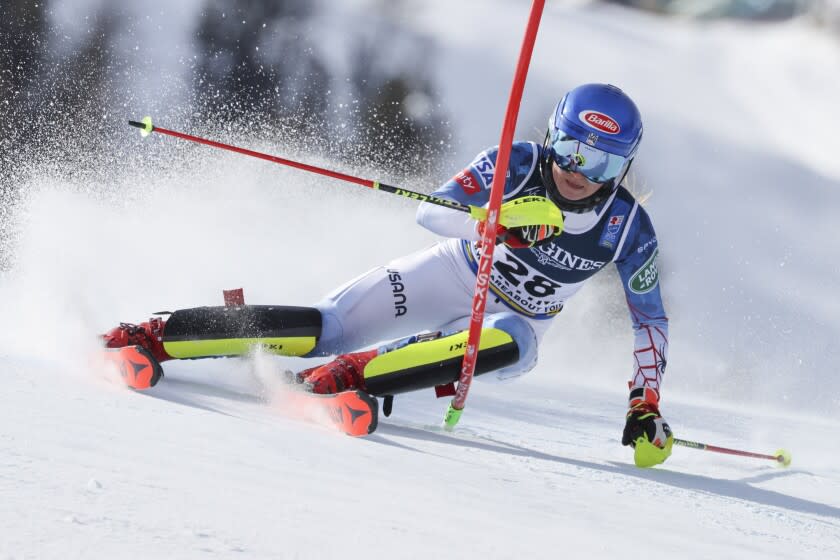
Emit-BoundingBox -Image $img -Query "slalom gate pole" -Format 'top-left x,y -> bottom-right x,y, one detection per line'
127,118 -> 473,215
674,438 -> 792,467
443,0 -> 545,431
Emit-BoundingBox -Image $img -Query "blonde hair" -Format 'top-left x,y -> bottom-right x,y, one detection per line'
622,170 -> 652,206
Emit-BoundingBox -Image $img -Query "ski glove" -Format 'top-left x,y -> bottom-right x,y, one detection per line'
478,221 -> 560,249
622,388 -> 674,468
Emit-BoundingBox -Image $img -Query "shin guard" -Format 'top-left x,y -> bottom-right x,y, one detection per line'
362,328 -> 519,396
161,305 -> 321,359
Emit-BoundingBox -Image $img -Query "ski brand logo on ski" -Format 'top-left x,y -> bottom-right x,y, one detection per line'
449,340 -> 467,352
325,404 -> 369,426
345,404 -> 369,424
629,248 -> 659,294
578,110 -> 620,135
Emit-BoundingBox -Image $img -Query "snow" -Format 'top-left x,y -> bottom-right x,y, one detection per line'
2,1 -> 840,558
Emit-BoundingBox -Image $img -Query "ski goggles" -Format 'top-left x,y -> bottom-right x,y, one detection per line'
547,133 -> 630,185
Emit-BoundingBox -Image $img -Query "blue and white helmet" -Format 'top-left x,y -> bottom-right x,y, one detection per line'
540,83 -> 643,213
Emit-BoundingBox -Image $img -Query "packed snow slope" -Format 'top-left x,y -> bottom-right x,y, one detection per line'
2,1 -> 839,558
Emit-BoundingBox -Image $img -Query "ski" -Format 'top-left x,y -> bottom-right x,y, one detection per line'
102,345 -> 164,390
101,344 -> 377,436
278,389 -> 379,437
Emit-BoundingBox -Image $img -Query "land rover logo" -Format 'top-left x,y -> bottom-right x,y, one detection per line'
629,248 -> 659,294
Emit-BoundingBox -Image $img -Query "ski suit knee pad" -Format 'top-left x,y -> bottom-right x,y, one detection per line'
161,305 -> 322,359
434,312 -> 540,382
362,328 -> 519,396
479,313 -> 540,381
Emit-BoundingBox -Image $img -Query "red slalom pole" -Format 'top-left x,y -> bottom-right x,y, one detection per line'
443,0 -> 545,430
674,438 -> 792,466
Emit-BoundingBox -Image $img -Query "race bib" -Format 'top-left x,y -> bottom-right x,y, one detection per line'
488,251 -> 567,317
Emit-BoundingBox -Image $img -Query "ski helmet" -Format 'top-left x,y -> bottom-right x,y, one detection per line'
540,83 -> 643,213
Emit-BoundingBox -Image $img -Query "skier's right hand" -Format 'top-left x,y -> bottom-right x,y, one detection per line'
478,221 -> 560,249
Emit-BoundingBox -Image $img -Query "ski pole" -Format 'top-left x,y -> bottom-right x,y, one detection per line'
443,0 -> 545,431
127,117 -> 472,215
674,438 -> 792,467
128,118 -> 563,230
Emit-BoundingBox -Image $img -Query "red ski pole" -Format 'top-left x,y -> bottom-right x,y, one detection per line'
674,438 -> 792,466
129,119 -> 563,230
443,0 -> 545,430
127,118 -> 473,215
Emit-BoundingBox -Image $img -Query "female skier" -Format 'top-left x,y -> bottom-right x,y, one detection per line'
104,83 -> 672,464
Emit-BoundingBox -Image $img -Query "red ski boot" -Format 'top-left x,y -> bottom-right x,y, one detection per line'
102,317 -> 172,364
296,349 -> 378,394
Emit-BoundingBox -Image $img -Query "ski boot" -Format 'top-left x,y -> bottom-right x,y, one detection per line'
293,349 -> 378,394
102,317 -> 172,364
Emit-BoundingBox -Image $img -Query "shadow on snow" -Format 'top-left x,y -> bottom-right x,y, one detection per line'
375,423 -> 840,521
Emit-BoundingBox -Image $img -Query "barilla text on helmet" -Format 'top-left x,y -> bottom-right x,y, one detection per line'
578,111 -> 621,135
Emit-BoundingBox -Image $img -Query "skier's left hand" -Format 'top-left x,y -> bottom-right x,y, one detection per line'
622,397 -> 674,467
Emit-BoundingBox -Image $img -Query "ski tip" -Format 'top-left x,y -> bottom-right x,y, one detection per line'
775,448 -> 792,468
318,389 -> 378,437
280,389 -> 379,437
103,345 -> 163,390
354,391 -> 379,436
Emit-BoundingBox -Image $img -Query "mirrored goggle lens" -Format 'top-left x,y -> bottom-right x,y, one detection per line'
549,134 -> 629,184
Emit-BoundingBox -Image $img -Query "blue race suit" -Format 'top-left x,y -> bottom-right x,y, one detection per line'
416,141 -> 668,394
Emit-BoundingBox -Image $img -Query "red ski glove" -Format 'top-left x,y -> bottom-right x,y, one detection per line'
478,221 -> 560,249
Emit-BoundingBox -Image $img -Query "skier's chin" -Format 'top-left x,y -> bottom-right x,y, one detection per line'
556,178 -> 596,201
559,186 -> 587,200
552,165 -> 599,201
